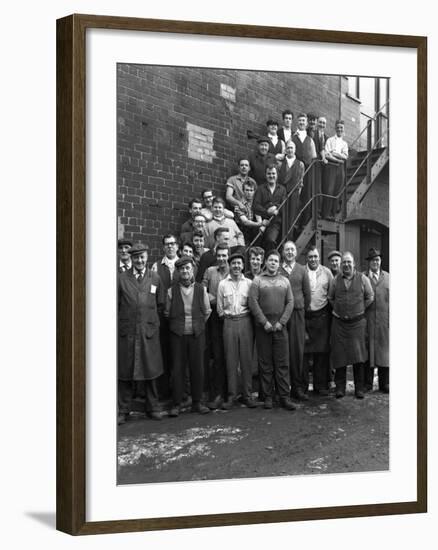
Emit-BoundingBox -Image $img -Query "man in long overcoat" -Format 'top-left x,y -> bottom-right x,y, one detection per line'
364,248 -> 390,392
118,243 -> 164,424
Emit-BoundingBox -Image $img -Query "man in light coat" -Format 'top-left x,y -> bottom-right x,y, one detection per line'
364,248 -> 390,393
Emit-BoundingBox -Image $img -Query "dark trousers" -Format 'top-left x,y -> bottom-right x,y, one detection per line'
208,309 -> 227,399
312,352 -> 330,391
170,332 -> 205,406
288,309 -> 308,394
118,378 -> 160,414
262,223 -> 281,253
255,325 -> 290,399
156,316 -> 171,399
335,362 -> 365,394
321,163 -> 344,218
365,363 -> 389,390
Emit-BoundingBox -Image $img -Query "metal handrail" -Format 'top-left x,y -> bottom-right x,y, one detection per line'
349,100 -> 389,150
244,157 -> 322,252
275,126 -> 389,250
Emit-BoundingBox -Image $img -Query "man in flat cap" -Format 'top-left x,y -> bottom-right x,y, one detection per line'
164,256 -> 212,416
217,251 -> 257,410
327,250 -> 342,277
118,238 -> 132,273
364,248 -> 390,393
118,243 -> 164,424
328,251 -> 374,398
249,136 -> 277,186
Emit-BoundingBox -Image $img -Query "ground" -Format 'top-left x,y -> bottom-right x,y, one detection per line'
117,380 -> 389,485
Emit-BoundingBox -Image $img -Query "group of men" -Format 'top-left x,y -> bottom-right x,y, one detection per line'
117,232 -> 389,424
173,111 -> 349,259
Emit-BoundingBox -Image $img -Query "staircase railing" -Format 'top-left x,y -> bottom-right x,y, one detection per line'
244,101 -> 390,253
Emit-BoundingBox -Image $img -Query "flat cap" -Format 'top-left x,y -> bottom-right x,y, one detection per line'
175,255 -> 195,269
118,238 -> 132,247
129,242 -> 149,256
257,136 -> 271,144
327,250 -> 342,260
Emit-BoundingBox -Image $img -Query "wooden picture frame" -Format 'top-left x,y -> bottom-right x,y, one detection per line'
56,13 -> 427,535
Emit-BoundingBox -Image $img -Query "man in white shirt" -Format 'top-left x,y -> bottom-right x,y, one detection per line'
217,251 -> 257,410
322,120 -> 349,219
305,245 -> 333,396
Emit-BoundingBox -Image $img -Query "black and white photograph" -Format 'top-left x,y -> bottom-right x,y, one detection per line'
116,64 -> 390,486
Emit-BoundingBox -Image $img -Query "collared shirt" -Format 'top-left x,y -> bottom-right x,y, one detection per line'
285,156 -> 296,169
325,135 -> 349,158
296,129 -> 307,143
368,270 -> 380,283
281,261 -> 296,275
226,174 -> 257,203
217,274 -> 252,317
151,255 -> 178,278
119,259 -> 132,272
306,264 -> 333,311
165,283 -> 211,334
133,267 -> 146,279
202,265 -> 230,305
281,127 -> 292,143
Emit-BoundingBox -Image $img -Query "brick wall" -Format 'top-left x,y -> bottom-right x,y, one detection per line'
117,64 -> 363,262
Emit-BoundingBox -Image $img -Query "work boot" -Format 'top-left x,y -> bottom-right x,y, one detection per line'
168,406 -> 180,417
353,363 -> 365,398
280,397 -> 296,411
191,402 -> 210,415
264,397 -> 273,409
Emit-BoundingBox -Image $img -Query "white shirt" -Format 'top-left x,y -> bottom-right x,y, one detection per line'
217,275 -> 252,317
282,128 -> 292,143
296,129 -> 307,143
306,265 -> 333,311
286,157 -> 296,169
325,135 -> 349,158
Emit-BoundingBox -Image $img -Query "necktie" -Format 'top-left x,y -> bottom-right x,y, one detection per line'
137,271 -> 144,283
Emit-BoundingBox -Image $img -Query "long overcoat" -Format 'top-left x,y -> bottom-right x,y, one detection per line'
366,270 -> 389,367
118,268 -> 164,381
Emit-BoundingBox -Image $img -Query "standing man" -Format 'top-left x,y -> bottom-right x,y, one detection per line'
151,234 -> 180,398
234,180 -> 265,245
305,246 -> 333,396
253,164 -> 287,251
328,251 -> 374,398
313,116 -> 329,216
202,244 -> 230,409
225,157 -> 258,211
278,140 -> 305,241
323,120 -> 349,219
364,248 -> 389,393
118,238 -> 132,272
327,250 -> 342,277
249,136 -> 277,186
306,113 -> 318,140
217,251 -> 257,409
280,241 -> 311,401
196,227 -> 230,283
292,113 -> 317,226
165,256 -> 211,416
204,197 -> 245,250
266,119 -> 285,161
277,110 -> 294,145
118,243 -> 163,424
249,250 -> 295,410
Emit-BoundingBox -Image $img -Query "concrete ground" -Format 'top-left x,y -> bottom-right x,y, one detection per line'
117,379 -> 389,485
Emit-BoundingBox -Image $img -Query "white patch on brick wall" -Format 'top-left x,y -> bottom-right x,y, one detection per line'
118,216 -> 124,238
186,122 -> 216,163
220,83 -> 236,103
